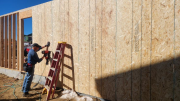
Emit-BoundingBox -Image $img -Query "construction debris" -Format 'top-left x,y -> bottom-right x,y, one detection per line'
59,90 -> 93,101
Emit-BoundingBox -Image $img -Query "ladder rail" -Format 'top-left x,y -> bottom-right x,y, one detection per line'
43,42 -> 66,101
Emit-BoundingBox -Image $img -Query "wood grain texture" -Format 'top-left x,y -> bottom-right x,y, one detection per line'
8,15 -> 12,69
132,0 -> 142,100
4,16 -> 8,68
64,0 -> 70,90
68,0 -> 78,90
95,0 -> 102,97
89,0 -> 96,96
175,0 -> 180,100
141,0 -> 151,100
17,13 -> 19,70
43,2 -> 52,76
116,0 -> 132,101
79,0 -> 90,95
52,0 -> 62,88
0,17 -> 4,67
101,0 -> 116,100
19,19 -> 24,71
32,5 -> 39,73
69,0 -> 79,91
19,9 -> 32,19
151,0 -> 174,100
12,14 -> 16,69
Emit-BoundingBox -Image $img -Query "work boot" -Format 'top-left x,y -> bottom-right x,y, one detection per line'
23,92 -> 29,97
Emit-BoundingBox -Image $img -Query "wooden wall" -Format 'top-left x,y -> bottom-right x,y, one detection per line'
32,0 -> 180,101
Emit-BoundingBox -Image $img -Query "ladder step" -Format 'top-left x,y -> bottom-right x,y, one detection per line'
44,85 -> 50,91
53,59 -> 57,61
56,50 -> 60,53
47,76 -> 53,81
50,68 -> 55,71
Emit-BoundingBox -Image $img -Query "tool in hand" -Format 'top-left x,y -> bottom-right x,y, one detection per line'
32,41 -> 51,88
42,42 -> 51,65
42,42 -> 66,101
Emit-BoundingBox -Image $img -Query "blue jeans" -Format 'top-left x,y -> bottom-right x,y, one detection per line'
22,65 -> 34,93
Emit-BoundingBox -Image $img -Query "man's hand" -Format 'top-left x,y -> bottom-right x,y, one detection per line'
41,56 -> 45,60
45,42 -> 50,47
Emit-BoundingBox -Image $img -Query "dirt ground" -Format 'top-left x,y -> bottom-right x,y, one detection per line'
0,73 -> 98,101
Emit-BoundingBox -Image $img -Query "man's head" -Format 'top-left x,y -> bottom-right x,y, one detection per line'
32,43 -> 41,52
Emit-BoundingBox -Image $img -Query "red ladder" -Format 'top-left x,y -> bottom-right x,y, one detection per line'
42,42 -> 66,101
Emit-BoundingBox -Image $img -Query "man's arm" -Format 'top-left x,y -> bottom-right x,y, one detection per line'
33,53 -> 44,63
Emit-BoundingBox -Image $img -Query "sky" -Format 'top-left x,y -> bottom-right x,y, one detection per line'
0,0 -> 51,35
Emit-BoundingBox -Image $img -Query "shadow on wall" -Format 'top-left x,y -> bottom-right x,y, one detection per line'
60,44 -> 75,90
95,57 -> 180,101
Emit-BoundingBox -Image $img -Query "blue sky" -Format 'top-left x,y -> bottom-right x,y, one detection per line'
0,0 -> 51,35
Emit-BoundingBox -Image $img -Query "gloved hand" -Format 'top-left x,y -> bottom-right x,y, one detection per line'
44,53 -> 47,57
45,42 -> 50,47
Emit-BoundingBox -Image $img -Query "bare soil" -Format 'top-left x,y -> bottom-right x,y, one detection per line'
0,73 -> 63,101
0,73 -> 99,101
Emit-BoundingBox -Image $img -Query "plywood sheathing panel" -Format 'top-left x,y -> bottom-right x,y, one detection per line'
68,0 -> 78,91
63,0 -> 70,90
28,0 -> 180,100
79,0 -> 90,95
101,0 -> 116,100
132,0 -> 142,100
151,0 -> 174,100
52,0 -> 64,88
175,0 -> 180,100
116,0 -> 132,100
32,5 -> 39,73
4,16 -> 8,68
89,0 -> 96,96
141,0 -> 151,100
95,0 -> 102,98
8,15 -> 12,69
39,3 -> 46,76
19,9 -> 32,19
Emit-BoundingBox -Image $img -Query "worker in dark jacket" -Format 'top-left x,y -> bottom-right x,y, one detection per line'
22,43 -> 47,97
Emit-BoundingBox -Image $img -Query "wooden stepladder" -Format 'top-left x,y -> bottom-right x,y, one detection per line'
42,42 -> 66,101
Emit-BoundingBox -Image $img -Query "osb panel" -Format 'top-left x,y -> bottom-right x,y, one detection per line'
19,9 -> 32,19
141,0 -> 151,100
40,3 -> 47,76
95,0 -> 102,97
33,4 -> 43,75
69,0 -> 79,91
68,0 -> 78,91
175,0 -> 180,100
132,0 -> 142,100
79,0 -> 90,95
63,0 -> 70,90
42,2 -> 52,76
116,0 -> 132,100
89,0 -> 96,96
30,0 -> 180,100
101,0 -> 116,100
151,0 -> 174,100
52,0 -> 62,88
